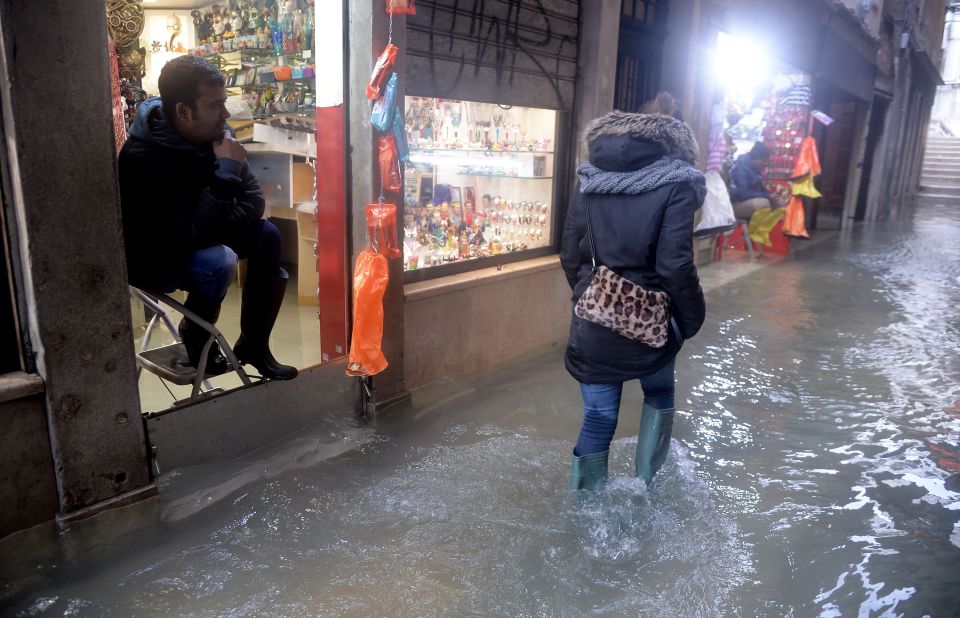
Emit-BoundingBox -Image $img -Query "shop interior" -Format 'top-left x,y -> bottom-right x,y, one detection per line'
708,31 -> 824,250
119,0 -> 322,412
401,97 -> 558,278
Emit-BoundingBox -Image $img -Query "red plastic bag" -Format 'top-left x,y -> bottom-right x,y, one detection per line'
366,43 -> 398,100
346,249 -> 389,377
365,202 -> 402,259
782,196 -> 810,239
378,135 -> 402,193
387,0 -> 416,14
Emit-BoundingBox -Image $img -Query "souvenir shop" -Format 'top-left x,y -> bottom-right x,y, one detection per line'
400,98 -> 558,280
703,31 -> 827,252
110,0 -> 326,413
394,0 -> 580,388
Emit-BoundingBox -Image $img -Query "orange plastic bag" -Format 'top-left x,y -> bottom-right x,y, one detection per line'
378,135 -> 402,193
782,196 -> 810,238
346,249 -> 389,376
387,0 -> 416,14
366,202 -> 402,258
791,136 -> 822,179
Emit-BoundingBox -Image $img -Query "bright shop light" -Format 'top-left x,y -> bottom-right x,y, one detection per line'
713,31 -> 772,106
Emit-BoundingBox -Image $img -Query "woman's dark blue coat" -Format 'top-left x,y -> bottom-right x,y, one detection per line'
560,113 -> 707,384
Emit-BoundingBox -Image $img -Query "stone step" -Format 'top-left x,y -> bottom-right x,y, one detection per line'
922,162 -> 960,168
924,147 -> 960,153
922,167 -> 960,174
921,175 -> 960,186
918,184 -> 960,197
915,192 -> 960,205
921,155 -> 960,164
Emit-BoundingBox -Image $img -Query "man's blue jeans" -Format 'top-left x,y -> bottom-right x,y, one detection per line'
153,219 -> 282,321
574,358 -> 676,456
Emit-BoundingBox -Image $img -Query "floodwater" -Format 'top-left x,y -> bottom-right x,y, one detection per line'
2,200 -> 959,616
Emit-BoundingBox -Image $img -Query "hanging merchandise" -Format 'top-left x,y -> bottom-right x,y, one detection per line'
366,202 -> 402,259
387,0 -> 416,14
791,135 -> 821,177
391,106 -> 409,162
346,249 -> 390,377
371,73 -> 398,131
109,44 -> 127,155
790,136 -> 822,198
379,135 -> 403,192
782,196 -> 810,238
694,171 -> 737,236
706,103 -> 727,173
747,207 -> 786,247
366,43 -> 399,100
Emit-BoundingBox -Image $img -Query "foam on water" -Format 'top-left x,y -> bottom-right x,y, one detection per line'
3,202 -> 960,616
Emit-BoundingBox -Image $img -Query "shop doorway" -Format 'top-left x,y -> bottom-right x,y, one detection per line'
854,95 -> 890,221
812,93 -> 857,230
614,0 -> 669,112
107,0 -> 346,413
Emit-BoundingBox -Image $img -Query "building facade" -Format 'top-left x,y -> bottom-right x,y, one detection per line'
0,0 -> 948,541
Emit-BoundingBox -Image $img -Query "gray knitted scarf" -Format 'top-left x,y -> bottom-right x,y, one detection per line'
578,157 -> 706,203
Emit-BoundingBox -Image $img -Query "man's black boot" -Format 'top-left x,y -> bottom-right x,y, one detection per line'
178,293 -> 230,376
234,268 -> 298,380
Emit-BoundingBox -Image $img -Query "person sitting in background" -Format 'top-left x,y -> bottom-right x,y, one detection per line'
728,141 -> 774,220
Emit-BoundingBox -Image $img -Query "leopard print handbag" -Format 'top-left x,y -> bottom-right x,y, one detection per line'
573,197 -> 671,348
574,265 -> 670,347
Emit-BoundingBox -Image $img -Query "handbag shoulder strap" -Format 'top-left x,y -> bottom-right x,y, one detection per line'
584,193 -> 599,268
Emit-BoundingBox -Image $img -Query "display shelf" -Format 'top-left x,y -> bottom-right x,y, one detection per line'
410,148 -> 554,155
226,79 -> 314,90
453,172 -> 553,179
196,48 -> 311,63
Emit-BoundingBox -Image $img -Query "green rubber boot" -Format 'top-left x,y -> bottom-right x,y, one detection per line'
635,404 -> 675,486
570,450 -> 609,491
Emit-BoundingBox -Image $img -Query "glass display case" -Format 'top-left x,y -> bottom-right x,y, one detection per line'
401,97 -> 558,276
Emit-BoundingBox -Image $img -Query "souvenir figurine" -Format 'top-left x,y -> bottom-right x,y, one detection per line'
167,14 -> 182,51
257,25 -> 271,49
230,10 -> 244,37
439,202 -> 451,229
212,10 -> 226,40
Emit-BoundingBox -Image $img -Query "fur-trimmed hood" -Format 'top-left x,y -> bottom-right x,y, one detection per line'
583,111 -> 700,165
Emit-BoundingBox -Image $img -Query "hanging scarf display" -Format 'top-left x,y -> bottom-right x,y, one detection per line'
790,135 -> 822,198
782,196 -> 809,238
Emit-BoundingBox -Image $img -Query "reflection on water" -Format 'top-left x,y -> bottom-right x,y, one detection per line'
2,202 -> 959,616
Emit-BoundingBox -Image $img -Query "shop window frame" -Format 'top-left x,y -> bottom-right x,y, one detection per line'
0,137 -> 26,375
401,108 -> 574,285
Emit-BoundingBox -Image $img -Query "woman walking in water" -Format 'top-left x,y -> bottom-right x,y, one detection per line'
560,109 -> 706,490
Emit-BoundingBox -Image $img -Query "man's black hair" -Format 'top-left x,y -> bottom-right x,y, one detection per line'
750,141 -> 771,160
158,55 -> 225,123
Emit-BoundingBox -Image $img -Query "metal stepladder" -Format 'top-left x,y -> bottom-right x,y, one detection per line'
130,286 -> 254,406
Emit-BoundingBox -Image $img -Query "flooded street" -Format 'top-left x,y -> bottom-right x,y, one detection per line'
3,200 -> 959,616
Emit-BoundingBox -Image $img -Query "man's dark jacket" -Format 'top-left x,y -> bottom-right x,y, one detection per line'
560,112 -> 706,384
118,97 -> 264,289
728,153 -> 769,203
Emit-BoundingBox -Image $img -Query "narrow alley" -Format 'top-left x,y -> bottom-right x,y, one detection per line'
2,197 -> 958,617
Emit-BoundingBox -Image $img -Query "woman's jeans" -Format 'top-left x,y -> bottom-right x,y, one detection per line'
574,358 -> 676,456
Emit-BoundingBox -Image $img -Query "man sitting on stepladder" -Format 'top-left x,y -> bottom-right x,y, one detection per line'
118,55 -> 297,380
